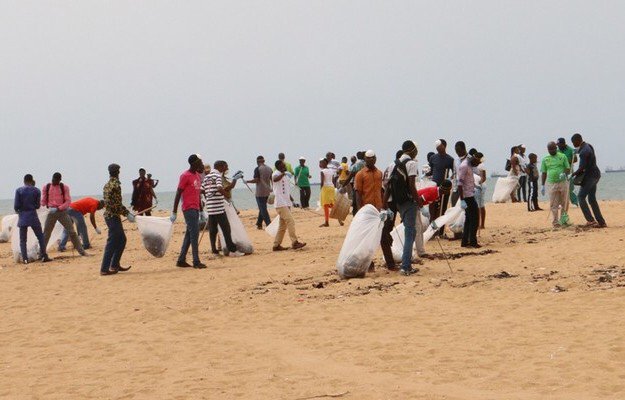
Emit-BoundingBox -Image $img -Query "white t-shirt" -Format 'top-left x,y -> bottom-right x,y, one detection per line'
399,154 -> 419,178
518,154 -> 527,177
321,168 -> 335,187
272,171 -> 292,208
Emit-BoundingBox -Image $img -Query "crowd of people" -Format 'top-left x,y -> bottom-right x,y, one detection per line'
10,133 -> 606,277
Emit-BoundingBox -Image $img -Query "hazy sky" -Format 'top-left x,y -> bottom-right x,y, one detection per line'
1,1 -> 624,198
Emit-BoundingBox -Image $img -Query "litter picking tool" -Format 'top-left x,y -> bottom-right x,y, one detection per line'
435,236 -> 454,274
121,204 -> 158,223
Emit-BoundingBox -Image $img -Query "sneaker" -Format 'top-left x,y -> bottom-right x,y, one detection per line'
400,268 -> 419,276
78,250 -> 88,256
193,262 -> 207,269
100,269 -> 118,276
176,261 -> 192,268
23,259 -> 29,265
229,251 -> 246,257
292,241 -> 307,250
595,223 -> 608,229
273,245 -> 289,251
40,255 -> 52,263
113,266 -> 131,272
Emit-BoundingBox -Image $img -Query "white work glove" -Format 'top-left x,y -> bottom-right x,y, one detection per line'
199,211 -> 207,224
541,186 -> 546,196
379,209 -> 394,221
95,227 -> 102,235
232,171 -> 244,180
48,207 -> 58,214
170,212 -> 177,223
127,212 -> 136,223
460,200 -> 468,209
559,172 -> 567,181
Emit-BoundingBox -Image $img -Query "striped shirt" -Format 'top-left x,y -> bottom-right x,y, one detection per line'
202,171 -> 225,215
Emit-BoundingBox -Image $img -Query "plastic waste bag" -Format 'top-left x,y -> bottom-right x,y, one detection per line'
329,190 -> 350,222
336,205 -> 385,279
136,216 -> 174,257
218,201 -> 253,255
423,204 -> 464,242
0,214 -> 18,243
11,209 -> 63,262
390,213 -> 430,263
492,177 -> 519,203
449,211 -> 466,234
265,215 -> 280,237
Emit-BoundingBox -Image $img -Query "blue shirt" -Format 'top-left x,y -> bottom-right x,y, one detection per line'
430,153 -> 455,185
14,185 -> 42,227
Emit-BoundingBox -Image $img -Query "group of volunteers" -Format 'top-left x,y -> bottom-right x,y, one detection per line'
504,133 -> 606,228
10,132 -> 606,277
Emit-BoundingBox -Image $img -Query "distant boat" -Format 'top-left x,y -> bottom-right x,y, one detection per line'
490,172 -> 507,178
605,167 -> 625,173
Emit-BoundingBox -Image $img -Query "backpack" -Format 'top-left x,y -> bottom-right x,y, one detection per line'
389,159 -> 412,205
45,183 -> 65,206
504,159 -> 511,172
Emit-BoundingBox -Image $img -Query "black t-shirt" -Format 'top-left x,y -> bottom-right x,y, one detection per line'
430,153 -> 454,185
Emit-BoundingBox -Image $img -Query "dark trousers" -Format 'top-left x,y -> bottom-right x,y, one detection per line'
461,196 -> 479,246
351,184 -> 359,216
527,180 -> 539,211
178,209 -> 200,265
100,216 -> 127,273
19,222 -> 47,262
209,212 -> 237,254
255,196 -> 271,228
517,175 -> 527,202
578,176 -> 606,225
299,187 -> 311,209
429,190 -> 450,236
380,202 -> 397,267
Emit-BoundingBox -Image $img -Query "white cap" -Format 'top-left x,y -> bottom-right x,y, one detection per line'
299,156 -> 306,160
434,139 -> 442,147
365,149 -> 375,157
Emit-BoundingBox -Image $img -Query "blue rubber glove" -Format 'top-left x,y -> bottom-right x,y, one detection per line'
170,212 -> 177,223
460,200 -> 468,209
48,207 -> 58,214
127,212 -> 136,223
541,186 -> 546,196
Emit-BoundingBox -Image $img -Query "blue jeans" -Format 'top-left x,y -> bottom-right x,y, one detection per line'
578,176 -> 605,225
398,201 -> 417,271
255,197 -> 271,228
19,222 -> 47,261
178,209 -> 200,265
100,216 -> 126,273
59,208 -> 90,250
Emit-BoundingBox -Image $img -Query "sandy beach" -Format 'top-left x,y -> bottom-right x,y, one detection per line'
1,200 -> 624,399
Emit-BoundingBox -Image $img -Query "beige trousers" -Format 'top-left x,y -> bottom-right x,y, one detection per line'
415,211 -> 426,256
43,210 -> 84,252
548,181 -> 569,226
274,207 -> 298,247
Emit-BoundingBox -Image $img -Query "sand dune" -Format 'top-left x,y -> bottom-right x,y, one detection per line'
1,201 -> 624,399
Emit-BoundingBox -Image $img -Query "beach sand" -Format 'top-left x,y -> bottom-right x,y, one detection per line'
1,201 -> 624,399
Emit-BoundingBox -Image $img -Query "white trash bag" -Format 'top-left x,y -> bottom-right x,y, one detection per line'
136,216 -> 174,257
264,215 -> 280,237
423,204 -> 464,242
336,205 -> 385,279
10,209 -> 63,262
390,212 -> 430,263
218,201 -> 253,255
0,214 -> 18,243
449,210 -> 466,234
492,177 -> 519,203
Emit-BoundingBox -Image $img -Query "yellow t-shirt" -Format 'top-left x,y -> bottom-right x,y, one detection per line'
339,162 -> 349,181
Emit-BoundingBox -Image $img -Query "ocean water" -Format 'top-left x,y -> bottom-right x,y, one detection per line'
2,173 -> 625,217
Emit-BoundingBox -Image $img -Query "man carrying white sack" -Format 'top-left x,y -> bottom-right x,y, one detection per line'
271,160 -> 306,252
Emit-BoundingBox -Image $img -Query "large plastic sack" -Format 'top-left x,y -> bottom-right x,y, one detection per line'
10,209 -> 63,262
218,201 -> 253,255
265,215 -> 280,237
423,204 -> 464,242
329,190 -> 350,222
136,216 -> 174,257
492,177 -> 519,203
336,205 -> 384,279
0,214 -> 18,243
449,211 -> 466,234
390,213 -> 430,263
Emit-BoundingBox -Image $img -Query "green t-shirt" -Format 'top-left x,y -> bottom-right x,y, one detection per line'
541,152 -> 570,183
294,165 -> 310,187
558,145 -> 574,165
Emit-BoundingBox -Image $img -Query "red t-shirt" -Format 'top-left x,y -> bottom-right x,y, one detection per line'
417,186 -> 440,206
70,197 -> 100,215
178,170 -> 201,211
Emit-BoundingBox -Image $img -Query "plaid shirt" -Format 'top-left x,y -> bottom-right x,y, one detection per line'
103,177 -> 128,219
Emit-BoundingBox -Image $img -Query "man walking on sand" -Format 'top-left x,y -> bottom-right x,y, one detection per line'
246,155 -> 273,230
100,164 -> 135,276
14,174 -> 51,263
294,157 -> 312,209
458,152 -> 483,248
571,133 -> 606,228
541,142 -> 570,228
41,172 -> 86,256
272,160 -> 306,252
172,154 -> 207,269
